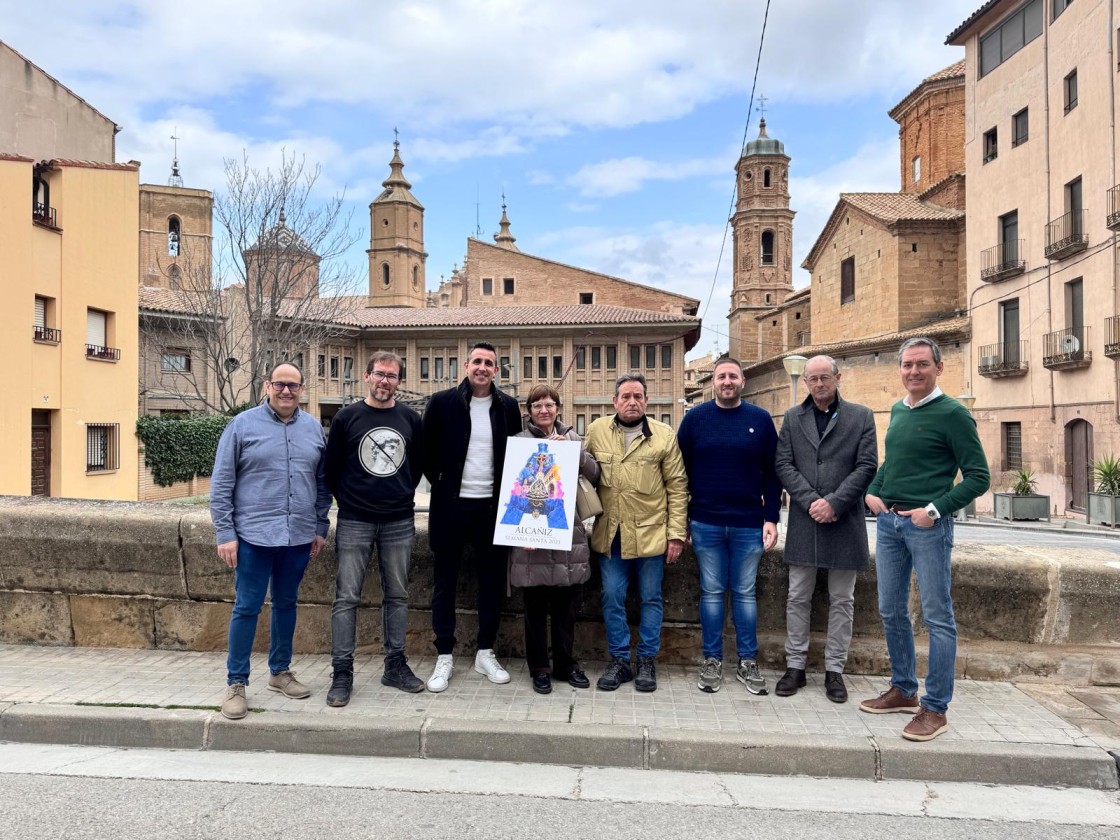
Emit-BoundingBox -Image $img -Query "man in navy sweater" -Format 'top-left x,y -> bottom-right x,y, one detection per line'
677,357 -> 781,695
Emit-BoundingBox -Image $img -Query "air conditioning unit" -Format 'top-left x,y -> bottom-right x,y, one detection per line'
1061,334 -> 1081,354
979,355 -> 998,368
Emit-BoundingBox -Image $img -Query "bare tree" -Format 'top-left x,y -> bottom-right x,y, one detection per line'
150,151 -> 364,413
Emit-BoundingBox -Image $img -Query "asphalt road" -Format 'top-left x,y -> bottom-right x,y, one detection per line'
1,743 -> 1118,840
868,520 -> 1120,551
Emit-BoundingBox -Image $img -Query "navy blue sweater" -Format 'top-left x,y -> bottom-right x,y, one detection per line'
676,400 -> 782,528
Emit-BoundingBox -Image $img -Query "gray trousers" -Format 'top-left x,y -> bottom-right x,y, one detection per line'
784,565 -> 857,673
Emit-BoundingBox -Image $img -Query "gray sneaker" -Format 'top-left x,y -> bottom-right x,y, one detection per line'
267,670 -> 311,699
221,683 -> 248,720
697,657 -> 722,693
736,658 -> 768,695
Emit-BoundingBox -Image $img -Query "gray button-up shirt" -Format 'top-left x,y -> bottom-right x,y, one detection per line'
210,402 -> 331,547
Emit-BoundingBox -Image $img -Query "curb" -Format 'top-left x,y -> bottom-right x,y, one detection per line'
1,703 -> 1116,790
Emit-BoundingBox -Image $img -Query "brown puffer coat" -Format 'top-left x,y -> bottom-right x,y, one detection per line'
508,420 -> 600,588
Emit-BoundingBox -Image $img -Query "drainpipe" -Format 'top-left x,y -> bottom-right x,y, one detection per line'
1110,0 -> 1120,421
1043,15 -> 1056,424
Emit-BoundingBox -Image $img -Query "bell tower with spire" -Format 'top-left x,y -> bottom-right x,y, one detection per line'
493,196 -> 519,250
367,135 -> 427,307
727,115 -> 795,364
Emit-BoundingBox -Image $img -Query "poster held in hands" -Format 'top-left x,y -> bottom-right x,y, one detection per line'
493,437 -> 580,551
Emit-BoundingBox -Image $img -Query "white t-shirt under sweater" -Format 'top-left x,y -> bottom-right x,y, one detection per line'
460,396 -> 495,498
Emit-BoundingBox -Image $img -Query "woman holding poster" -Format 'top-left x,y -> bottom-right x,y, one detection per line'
508,385 -> 600,694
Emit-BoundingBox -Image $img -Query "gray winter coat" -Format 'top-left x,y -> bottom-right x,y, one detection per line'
508,420 -> 600,588
775,395 -> 878,570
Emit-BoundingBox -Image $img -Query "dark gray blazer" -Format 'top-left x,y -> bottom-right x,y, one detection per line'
775,395 -> 878,570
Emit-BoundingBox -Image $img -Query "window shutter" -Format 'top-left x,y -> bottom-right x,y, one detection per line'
34,297 -> 45,328
86,310 -> 106,346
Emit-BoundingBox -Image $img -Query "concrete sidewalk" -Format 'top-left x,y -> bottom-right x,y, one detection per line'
0,644 -> 1117,790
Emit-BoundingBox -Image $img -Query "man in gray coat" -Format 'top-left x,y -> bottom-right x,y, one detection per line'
774,355 -> 877,703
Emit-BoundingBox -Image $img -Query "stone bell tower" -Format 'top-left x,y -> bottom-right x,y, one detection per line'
367,139 -> 427,307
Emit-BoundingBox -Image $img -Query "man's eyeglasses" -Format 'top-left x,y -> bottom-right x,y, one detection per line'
269,381 -> 303,392
531,402 -> 558,411
804,375 -> 835,385
369,371 -> 400,382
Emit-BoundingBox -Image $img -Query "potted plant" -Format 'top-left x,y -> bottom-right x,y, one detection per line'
1088,455 -> 1120,526
993,468 -> 1051,521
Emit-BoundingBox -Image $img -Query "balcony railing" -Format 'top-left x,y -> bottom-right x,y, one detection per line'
1106,316 -> 1120,358
33,325 -> 61,343
1108,186 -> 1120,230
1042,326 -> 1091,370
978,341 -> 1029,378
980,240 -> 1026,283
32,202 -> 57,227
1044,209 -> 1088,260
86,343 -> 121,362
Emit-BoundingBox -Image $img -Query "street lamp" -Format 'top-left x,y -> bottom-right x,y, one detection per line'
956,392 -> 976,413
782,355 -> 808,407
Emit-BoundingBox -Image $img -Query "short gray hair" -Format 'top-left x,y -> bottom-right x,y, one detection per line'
897,337 -> 941,365
614,371 -> 647,396
805,355 -> 838,376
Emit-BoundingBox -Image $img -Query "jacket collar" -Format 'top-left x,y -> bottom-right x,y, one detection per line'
456,377 -> 501,404
611,414 -> 652,439
527,419 -> 572,437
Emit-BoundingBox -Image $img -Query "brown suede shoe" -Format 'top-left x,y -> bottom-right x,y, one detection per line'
858,685 -> 920,714
902,707 -> 949,741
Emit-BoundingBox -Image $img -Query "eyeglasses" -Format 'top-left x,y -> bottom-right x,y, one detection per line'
369,371 -> 400,382
531,402 -> 558,411
269,381 -> 303,392
805,375 -> 835,385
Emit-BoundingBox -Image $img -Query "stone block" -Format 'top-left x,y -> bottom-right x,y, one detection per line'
154,600 -> 232,651
0,590 -> 72,645
70,596 -> 156,648
0,497 -> 185,597
1055,559 -> 1120,645
424,718 -> 645,768
207,712 -> 422,757
0,704 -> 208,750
1091,657 -> 1120,687
648,729 -> 876,778
877,738 -> 1118,790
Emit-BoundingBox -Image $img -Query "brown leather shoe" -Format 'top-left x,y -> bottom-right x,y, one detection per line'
902,707 -> 949,741
858,685 -> 920,714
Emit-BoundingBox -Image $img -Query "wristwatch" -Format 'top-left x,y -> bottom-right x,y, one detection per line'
924,503 -> 941,520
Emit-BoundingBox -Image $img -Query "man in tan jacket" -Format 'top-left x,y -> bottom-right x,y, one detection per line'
584,372 -> 688,692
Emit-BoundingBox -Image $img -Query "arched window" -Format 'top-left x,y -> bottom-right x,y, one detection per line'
763,169 -> 772,188
764,293 -> 771,304
412,265 -> 419,289
761,230 -> 775,265
168,216 -> 181,257
167,264 -> 182,291
382,263 -> 390,288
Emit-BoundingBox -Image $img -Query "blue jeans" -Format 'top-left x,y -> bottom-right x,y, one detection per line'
599,533 -> 664,660
332,517 -> 415,670
691,521 -> 763,661
875,512 -> 956,714
226,540 -> 311,685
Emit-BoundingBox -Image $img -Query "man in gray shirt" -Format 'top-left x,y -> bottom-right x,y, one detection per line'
210,362 -> 331,720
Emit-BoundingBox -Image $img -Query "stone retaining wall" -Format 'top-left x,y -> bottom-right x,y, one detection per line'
1,497 -> 1118,684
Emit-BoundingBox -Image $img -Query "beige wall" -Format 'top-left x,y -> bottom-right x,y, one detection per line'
959,0 -> 1120,514
2,157 -> 139,499
0,42 -> 116,161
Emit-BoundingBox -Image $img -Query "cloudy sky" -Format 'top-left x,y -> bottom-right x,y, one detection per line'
5,1 -> 978,357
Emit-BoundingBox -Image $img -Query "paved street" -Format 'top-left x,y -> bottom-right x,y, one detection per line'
1,744 -> 1119,839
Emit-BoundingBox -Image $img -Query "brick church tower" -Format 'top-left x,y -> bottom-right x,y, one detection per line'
727,118 -> 795,364
367,140 -> 427,307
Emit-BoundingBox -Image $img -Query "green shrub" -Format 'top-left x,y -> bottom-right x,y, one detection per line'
136,414 -> 231,487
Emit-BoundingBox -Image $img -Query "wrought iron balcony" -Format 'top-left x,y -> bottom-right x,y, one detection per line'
32,202 -> 57,227
1042,326 -> 1091,370
977,341 -> 1029,378
1105,316 -> 1120,358
33,325 -> 61,343
1108,186 -> 1120,230
85,343 -> 121,362
1044,209 -> 1088,260
980,240 -> 1026,283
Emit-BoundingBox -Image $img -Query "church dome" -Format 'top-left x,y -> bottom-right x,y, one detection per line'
743,118 -> 785,157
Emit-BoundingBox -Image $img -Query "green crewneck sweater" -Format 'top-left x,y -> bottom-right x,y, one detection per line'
867,394 -> 990,516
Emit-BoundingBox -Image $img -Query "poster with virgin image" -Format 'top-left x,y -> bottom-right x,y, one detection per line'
493,437 -> 580,551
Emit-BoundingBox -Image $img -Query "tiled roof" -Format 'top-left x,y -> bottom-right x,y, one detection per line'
51,159 -> 139,171
0,153 -> 34,163
946,1 -> 1001,44
925,59 -> 966,83
840,193 -> 963,224
888,59 -> 965,121
339,304 -> 700,329
139,286 -> 206,315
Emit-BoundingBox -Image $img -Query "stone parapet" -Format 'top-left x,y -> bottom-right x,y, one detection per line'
1,497 -> 1118,685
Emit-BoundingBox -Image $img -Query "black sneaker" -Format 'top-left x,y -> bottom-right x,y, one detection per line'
382,654 -> 424,693
634,657 -> 657,692
326,669 -> 353,707
596,658 -> 633,691
775,667 -> 807,697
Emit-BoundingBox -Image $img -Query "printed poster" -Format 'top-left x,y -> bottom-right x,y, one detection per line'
493,437 -> 580,551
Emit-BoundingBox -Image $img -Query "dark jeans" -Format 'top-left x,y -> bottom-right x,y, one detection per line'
430,497 -> 507,655
226,540 -> 311,686
523,584 -> 579,676
331,517 -> 415,671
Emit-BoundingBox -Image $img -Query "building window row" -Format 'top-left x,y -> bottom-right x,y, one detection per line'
629,344 -> 674,371
160,348 -> 191,373
979,0 -> 1043,78
480,277 -> 516,296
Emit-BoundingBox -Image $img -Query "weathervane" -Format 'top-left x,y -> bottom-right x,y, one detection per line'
168,127 -> 183,187
757,94 -> 768,121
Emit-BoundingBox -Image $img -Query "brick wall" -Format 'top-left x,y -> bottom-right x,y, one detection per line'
898,83 -> 965,195
137,461 -> 211,502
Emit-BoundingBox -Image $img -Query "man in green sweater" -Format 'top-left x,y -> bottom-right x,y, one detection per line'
861,337 -> 989,741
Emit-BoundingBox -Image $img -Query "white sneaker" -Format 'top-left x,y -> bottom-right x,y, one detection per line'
427,654 -> 454,693
474,649 -> 511,684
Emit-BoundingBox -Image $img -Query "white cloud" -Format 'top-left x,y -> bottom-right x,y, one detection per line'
567,153 -> 729,198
